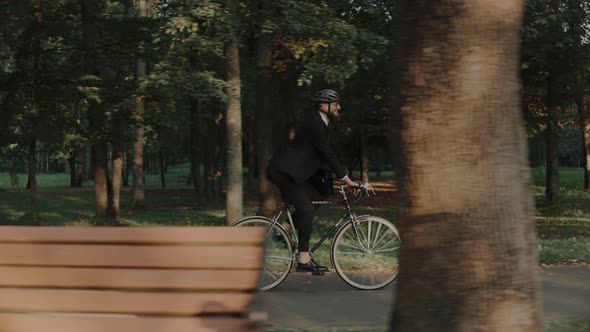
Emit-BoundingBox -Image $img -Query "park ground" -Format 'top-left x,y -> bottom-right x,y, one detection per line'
0,165 -> 589,331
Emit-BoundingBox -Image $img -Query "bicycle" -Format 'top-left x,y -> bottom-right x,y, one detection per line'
233,183 -> 401,291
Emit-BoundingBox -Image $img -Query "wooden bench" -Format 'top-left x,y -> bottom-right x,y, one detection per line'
0,226 -> 265,332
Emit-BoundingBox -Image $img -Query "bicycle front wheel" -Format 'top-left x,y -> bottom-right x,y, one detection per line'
233,216 -> 293,291
332,216 -> 400,290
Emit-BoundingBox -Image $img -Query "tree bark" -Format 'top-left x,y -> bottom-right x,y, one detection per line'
225,38 -> 243,224
69,148 -> 83,187
575,74 -> 590,190
256,0 -> 280,217
27,141 -> 39,224
110,146 -> 123,219
131,0 -> 147,210
27,0 -> 42,224
80,0 -> 109,217
189,98 -> 202,194
159,148 -> 166,190
391,1 -> 541,331
360,127 -> 369,183
247,114 -> 257,193
122,151 -> 129,187
545,75 -> 560,202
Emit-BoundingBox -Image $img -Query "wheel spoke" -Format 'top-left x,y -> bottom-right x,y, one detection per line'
371,225 -> 389,251
266,255 -> 293,261
335,251 -> 367,255
373,237 -> 400,252
337,241 -> 367,252
235,217 -> 293,291
374,246 -> 400,254
367,221 -> 372,250
332,219 -> 400,290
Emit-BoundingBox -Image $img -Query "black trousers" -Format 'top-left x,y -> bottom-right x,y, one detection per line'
267,164 -> 323,252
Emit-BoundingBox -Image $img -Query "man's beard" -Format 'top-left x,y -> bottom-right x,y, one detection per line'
329,110 -> 341,122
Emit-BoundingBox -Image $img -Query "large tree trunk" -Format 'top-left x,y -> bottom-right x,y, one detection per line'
131,0 -> 148,210
391,1 -> 541,331
225,37 -> 243,224
256,0 -> 280,217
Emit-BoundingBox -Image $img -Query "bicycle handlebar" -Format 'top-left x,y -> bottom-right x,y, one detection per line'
338,182 -> 375,205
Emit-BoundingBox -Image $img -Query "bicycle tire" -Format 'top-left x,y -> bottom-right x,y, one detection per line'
331,216 -> 400,290
233,216 -> 293,291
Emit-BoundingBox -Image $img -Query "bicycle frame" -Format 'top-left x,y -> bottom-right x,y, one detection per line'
267,185 -> 368,256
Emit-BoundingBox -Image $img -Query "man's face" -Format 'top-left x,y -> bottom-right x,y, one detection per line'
321,102 -> 341,121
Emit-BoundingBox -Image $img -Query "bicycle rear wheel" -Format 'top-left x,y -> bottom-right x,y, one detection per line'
233,216 -> 293,291
331,216 -> 400,290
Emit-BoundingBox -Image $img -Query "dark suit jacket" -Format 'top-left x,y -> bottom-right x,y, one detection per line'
271,110 -> 346,184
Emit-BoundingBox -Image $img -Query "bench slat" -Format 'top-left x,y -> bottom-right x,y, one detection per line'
0,313 -> 258,332
0,226 -> 265,245
0,267 -> 260,291
0,289 -> 252,315
0,244 -> 263,269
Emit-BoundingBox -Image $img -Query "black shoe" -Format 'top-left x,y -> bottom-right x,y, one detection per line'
296,258 -> 328,273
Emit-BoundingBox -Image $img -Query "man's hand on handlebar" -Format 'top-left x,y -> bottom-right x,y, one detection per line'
343,177 -> 361,196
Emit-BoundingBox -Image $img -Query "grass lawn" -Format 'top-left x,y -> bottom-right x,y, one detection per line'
0,165 -> 589,265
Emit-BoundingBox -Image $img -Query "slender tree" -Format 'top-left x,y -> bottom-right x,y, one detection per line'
225,0 -> 243,224
27,0 -> 42,224
256,0 -> 280,217
132,0 -> 148,210
391,1 -> 541,331
80,0 -> 109,217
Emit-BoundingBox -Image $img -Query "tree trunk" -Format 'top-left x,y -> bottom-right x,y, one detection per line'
110,146 -> 123,219
159,148 -> 166,190
360,127 -> 369,183
247,115 -> 257,193
204,122 -> 213,199
256,0 -> 281,217
80,0 -> 109,217
575,74 -> 590,190
27,0 -> 42,224
91,143 -> 109,218
68,151 -> 76,187
225,38 -> 243,224
27,141 -> 39,224
131,0 -> 147,210
69,148 -> 83,187
123,151 -> 129,187
391,1 -> 541,331
545,75 -> 560,202
214,112 -> 226,201
189,98 -> 202,194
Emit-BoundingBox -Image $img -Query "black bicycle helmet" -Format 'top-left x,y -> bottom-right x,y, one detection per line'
313,89 -> 340,103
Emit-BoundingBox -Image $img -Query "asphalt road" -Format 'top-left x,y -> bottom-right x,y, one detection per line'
252,266 -> 590,330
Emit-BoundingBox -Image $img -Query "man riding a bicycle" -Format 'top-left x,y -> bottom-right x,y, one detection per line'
267,89 -> 359,274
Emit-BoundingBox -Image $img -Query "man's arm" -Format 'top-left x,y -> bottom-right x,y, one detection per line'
307,118 -> 347,180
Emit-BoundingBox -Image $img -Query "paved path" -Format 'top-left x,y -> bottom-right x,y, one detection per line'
253,266 -> 590,330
